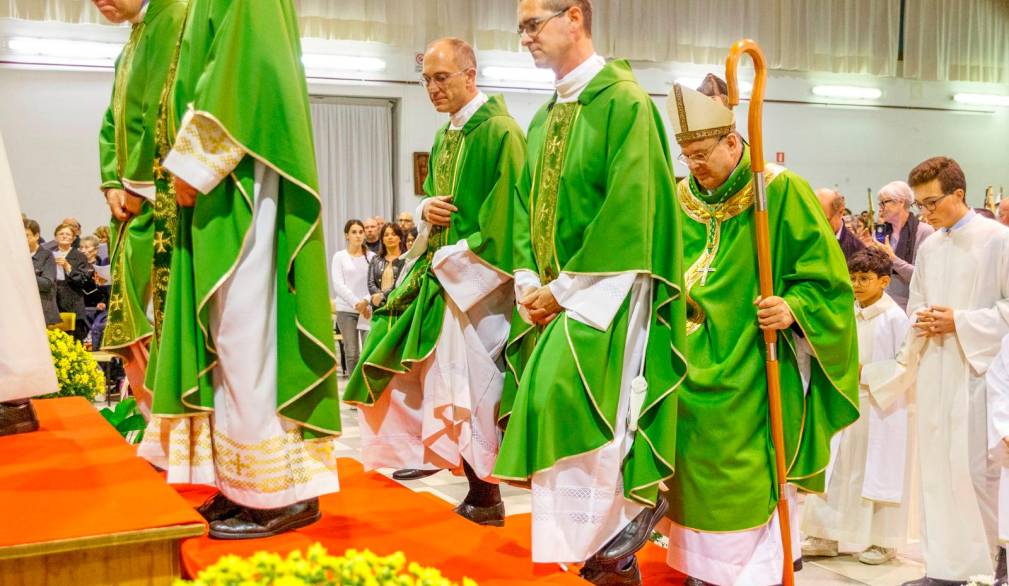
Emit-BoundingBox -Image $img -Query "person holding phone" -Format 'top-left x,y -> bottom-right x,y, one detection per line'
870,181 -> 934,310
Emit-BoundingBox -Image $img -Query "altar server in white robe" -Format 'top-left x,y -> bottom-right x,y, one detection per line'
985,334 -> 1009,584
803,247 -> 913,566
0,130 -> 59,435
864,156 -> 1009,585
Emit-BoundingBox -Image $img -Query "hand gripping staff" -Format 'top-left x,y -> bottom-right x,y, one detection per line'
726,39 -> 795,586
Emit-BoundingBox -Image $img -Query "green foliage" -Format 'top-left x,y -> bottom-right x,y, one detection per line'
99,397 -> 146,444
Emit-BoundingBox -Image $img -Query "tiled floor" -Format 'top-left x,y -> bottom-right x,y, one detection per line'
329,381 -> 927,586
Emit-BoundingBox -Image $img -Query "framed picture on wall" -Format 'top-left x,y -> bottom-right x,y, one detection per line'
413,152 -> 430,196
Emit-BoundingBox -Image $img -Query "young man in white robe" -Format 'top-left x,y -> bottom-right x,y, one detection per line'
0,130 -> 59,434
864,156 -> 1009,585
802,247 -> 913,565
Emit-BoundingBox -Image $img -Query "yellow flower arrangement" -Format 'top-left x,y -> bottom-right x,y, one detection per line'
176,544 -> 477,586
43,329 -> 105,400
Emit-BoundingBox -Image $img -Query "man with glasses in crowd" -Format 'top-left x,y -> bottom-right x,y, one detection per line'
865,157 -> 1009,585
344,36 -> 527,527
664,76 -> 859,586
493,1 -> 687,584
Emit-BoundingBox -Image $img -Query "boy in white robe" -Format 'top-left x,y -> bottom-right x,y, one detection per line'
802,247 -> 913,565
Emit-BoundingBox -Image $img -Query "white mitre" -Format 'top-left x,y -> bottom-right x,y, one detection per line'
666,83 -> 735,144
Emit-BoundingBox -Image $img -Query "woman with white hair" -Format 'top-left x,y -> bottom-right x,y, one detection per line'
873,180 -> 935,309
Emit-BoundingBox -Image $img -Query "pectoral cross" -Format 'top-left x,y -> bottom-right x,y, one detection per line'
698,265 -> 716,285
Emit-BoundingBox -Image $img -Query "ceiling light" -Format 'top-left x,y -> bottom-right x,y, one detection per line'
953,93 -> 1009,107
811,85 -> 882,100
481,66 -> 554,84
301,54 -> 386,73
7,37 -> 122,65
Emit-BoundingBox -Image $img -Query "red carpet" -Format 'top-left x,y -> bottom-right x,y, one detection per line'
177,459 -> 685,584
0,397 -> 205,548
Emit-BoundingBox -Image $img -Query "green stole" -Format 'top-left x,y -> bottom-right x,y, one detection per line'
149,0 -> 341,438
101,0 -> 188,358
667,147 -> 860,531
494,61 -> 688,506
344,95 -> 527,406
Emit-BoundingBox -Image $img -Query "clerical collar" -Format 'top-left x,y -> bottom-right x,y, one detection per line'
857,292 -> 896,320
556,53 -> 605,104
450,92 -> 488,130
944,209 -> 975,234
691,145 -> 751,204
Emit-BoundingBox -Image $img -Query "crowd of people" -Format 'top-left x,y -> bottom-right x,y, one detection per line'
22,215 -> 111,346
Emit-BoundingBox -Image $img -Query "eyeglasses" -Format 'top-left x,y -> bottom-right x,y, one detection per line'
419,70 -> 468,88
676,134 -> 728,167
877,197 -> 898,208
517,8 -> 568,37
911,193 -> 950,212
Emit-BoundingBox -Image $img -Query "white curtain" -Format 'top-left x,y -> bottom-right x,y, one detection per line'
5,0 -> 902,76
309,97 -> 394,292
903,0 -> 1009,83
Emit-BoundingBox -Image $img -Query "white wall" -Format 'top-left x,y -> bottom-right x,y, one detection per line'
3,58 -> 1009,239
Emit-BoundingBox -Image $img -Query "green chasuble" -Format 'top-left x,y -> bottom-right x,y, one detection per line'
668,146 -> 859,532
344,95 -> 526,405
99,0 -> 188,356
150,0 -> 341,438
493,61 -> 688,506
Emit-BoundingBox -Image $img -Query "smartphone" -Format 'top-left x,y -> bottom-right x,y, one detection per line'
874,222 -> 893,244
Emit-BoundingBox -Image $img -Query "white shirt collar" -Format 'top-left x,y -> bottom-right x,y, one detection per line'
857,292 -> 896,321
835,224 -> 844,240
555,53 -> 605,103
450,92 -> 488,130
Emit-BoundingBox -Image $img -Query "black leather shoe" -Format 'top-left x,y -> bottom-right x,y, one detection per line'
580,555 -> 642,586
592,496 -> 669,563
196,493 -> 242,523
208,498 -> 321,540
0,400 -> 39,436
392,468 -> 440,481
453,501 -> 505,527
997,547 -> 1007,586
794,557 -> 803,572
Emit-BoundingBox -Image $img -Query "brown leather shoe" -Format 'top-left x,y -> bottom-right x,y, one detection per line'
580,555 -> 642,586
208,498 -> 321,540
453,501 -> 505,527
0,400 -> 39,436
196,493 -> 242,523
